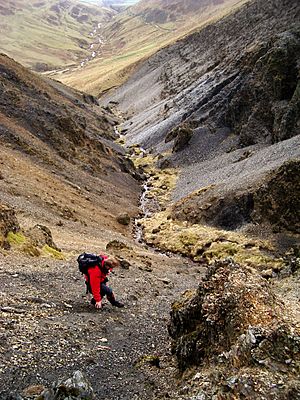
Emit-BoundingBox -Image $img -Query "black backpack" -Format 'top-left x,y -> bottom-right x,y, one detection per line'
77,253 -> 103,275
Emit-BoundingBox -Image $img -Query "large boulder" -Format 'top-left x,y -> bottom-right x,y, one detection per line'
168,259 -> 300,398
25,224 -> 60,251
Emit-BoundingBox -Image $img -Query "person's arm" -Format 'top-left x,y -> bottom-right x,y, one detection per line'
88,267 -> 102,306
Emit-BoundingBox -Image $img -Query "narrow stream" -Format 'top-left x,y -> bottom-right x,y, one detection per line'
114,126 -> 159,244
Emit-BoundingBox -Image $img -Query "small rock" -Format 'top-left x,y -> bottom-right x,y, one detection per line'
22,385 -> 45,397
119,258 -> 131,269
116,213 -> 131,226
193,372 -> 202,381
261,269 -> 273,279
152,227 -> 160,234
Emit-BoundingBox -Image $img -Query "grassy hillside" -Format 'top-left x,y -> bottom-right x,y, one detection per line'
0,0 -> 115,70
55,0 -> 249,94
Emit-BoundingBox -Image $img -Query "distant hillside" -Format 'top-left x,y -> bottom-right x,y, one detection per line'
0,0 -> 115,71
55,0 -> 248,94
102,0 -> 139,11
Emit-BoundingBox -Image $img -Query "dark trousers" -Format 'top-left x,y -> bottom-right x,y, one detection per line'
100,283 -> 115,304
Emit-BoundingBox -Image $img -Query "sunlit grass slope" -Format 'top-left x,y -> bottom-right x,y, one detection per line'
0,0 -> 114,70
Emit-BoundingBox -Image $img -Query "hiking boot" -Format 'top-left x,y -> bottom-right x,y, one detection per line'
112,300 -> 124,308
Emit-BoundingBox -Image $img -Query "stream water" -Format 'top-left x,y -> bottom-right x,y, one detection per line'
114,126 -> 158,244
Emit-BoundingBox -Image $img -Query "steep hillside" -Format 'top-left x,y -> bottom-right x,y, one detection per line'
0,0 -> 115,71
56,0 -> 248,93
0,53 -> 140,251
104,0 -> 300,243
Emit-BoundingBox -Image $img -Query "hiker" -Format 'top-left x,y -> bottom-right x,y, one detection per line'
83,255 -> 124,309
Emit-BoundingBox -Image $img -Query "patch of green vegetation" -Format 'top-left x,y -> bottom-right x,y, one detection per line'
7,231 -> 26,246
42,244 -> 64,260
135,355 -> 160,368
140,210 -> 283,271
203,242 -> 239,260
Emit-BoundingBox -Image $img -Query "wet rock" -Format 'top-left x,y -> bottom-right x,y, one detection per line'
116,213 -> 131,226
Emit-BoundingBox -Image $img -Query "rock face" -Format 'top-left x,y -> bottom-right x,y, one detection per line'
168,259 -> 300,398
253,159 -> 300,233
171,159 -> 300,233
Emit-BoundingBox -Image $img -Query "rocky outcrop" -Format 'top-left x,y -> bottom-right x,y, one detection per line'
253,159 -> 300,233
0,203 -> 19,247
165,124 -> 193,152
171,159 -> 300,233
168,259 -> 300,398
26,224 -> 60,251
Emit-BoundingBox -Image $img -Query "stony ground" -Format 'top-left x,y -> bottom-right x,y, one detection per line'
0,241 -> 206,399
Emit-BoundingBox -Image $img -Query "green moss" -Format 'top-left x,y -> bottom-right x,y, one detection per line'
135,355 -> 160,368
235,253 -> 283,270
179,231 -> 199,248
42,244 -> 64,260
203,242 -> 239,260
7,231 -> 26,246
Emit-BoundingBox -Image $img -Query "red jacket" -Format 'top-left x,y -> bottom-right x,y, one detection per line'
85,255 -> 109,302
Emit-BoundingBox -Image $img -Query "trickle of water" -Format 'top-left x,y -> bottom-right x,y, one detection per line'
134,182 -> 150,243
114,126 -> 156,243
